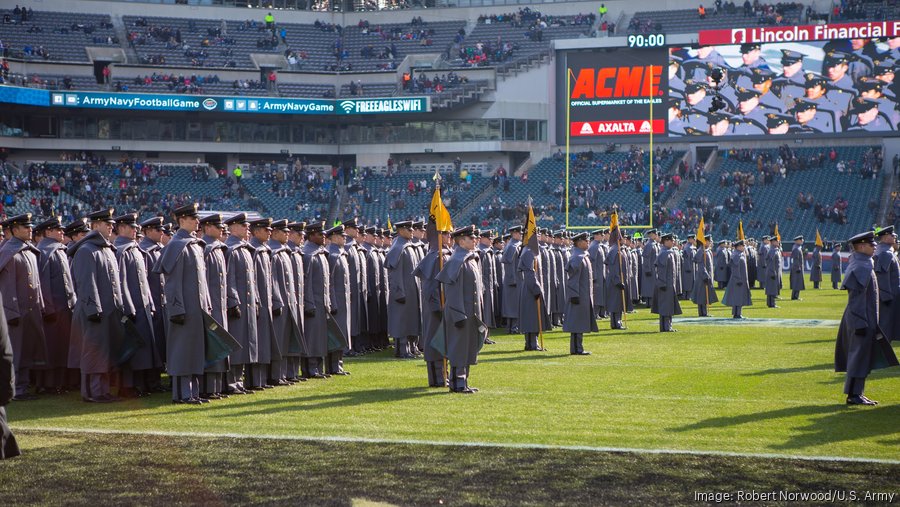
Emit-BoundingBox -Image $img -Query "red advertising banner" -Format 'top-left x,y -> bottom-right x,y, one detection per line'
698,20 -> 900,46
570,119 -> 665,137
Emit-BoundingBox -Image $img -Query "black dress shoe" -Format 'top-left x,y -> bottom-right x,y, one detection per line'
12,394 -> 39,401
95,394 -> 121,403
846,395 -> 877,406
450,387 -> 475,394
573,351 -> 592,355
860,395 -> 879,405
225,388 -> 246,395
248,386 -> 266,391
484,338 -> 496,345
197,397 -> 211,404
332,371 -> 350,375
310,373 -> 327,379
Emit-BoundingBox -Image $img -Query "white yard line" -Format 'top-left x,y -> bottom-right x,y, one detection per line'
15,425 -> 900,465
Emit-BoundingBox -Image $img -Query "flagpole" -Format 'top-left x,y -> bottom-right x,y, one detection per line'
434,170 -> 449,385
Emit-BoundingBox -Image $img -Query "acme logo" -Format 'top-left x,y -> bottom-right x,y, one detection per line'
569,66 -> 662,99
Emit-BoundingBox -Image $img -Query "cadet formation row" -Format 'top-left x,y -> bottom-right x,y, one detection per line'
0,210 -> 898,404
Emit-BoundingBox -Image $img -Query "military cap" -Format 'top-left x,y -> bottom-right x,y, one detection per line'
793,235 -> 804,241
114,213 -> 139,226
667,97 -> 683,110
660,233 -> 675,241
856,77 -> 883,92
286,222 -> 305,233
378,228 -> 388,237
502,233 -> 512,241
479,229 -> 493,238
325,224 -> 345,236
571,232 -> 589,242
684,80 -> 706,94
341,218 -> 359,229
739,42 -> 761,54
450,225 -> 477,238
88,208 -> 116,223
162,223 -> 174,235
224,213 -> 248,226
687,234 -> 695,239
33,216 -> 63,234
199,213 -> 223,225
172,203 -> 200,218
707,111 -> 732,124
873,60 -> 895,75
766,113 -> 792,129
591,228 -> 604,235
823,51 -> 849,67
394,220 -> 413,229
249,217 -> 273,230
64,218 -> 90,236
140,216 -> 164,229
735,86 -> 761,101
733,239 -> 745,246
790,98 -> 818,113
670,54 -> 682,66
304,221 -> 325,234
508,225 -> 523,233
780,49 -> 804,65
850,97 -> 880,114
748,67 -> 775,83
646,229 -> 658,236
412,221 -> 425,230
364,226 -> 377,235
271,219 -> 290,231
848,230 -> 876,245
804,73 -> 827,88
717,239 -> 727,245
492,236 -> 503,244
876,225 -> 895,237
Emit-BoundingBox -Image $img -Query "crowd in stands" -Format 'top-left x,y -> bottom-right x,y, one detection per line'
402,72 -> 468,94
248,158 -> 331,219
632,1 -> 803,33
130,73 -> 221,93
833,0 -> 870,20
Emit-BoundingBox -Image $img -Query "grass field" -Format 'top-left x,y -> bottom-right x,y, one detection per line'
2,275 -> 899,504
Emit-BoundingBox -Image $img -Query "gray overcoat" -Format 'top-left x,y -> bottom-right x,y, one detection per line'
224,235 -> 259,365
722,249 -> 753,307
563,246 -> 598,333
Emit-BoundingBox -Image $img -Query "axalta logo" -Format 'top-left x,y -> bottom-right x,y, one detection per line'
569,66 -> 662,99
202,98 -> 218,110
571,120 -> 664,136
580,123 -> 594,134
639,121 -> 652,133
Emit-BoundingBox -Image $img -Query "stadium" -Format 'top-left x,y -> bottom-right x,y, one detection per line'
0,0 -> 899,504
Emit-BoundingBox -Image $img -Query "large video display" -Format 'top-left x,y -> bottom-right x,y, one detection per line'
557,48 -> 668,145
668,38 -> 900,137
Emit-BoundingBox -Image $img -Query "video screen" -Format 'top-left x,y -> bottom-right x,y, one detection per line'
668,38 -> 900,137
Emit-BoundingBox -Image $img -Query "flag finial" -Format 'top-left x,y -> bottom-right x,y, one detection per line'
432,168 -> 442,187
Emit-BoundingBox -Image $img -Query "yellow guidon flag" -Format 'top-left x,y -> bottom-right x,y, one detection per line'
774,222 -> 781,242
523,199 -> 539,255
737,219 -> 745,241
426,186 -> 453,252
697,216 -> 705,245
609,209 -> 621,244
815,228 -> 824,248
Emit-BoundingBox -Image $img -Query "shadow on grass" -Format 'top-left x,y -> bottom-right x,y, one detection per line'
743,363 -> 834,376
671,403 -> 900,451
479,353 -> 571,363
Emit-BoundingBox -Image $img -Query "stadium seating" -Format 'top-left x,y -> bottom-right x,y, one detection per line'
627,5 -> 802,35
0,8 -> 117,63
666,146 -> 884,241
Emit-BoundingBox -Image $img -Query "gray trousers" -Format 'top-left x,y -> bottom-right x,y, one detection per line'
449,365 -> 469,391
659,316 -> 673,332
172,375 -> 199,401
844,376 -> 866,396
204,372 -> 225,394
228,364 -> 246,389
326,351 -> 344,374
301,356 -> 323,377
426,360 -> 444,387
697,304 -> 708,317
15,367 -> 29,396
732,306 -> 742,318
81,372 -> 110,400
569,333 -> 585,354
245,363 -> 267,387
610,313 -> 624,329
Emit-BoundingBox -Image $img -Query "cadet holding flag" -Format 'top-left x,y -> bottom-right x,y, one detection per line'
691,232 -> 718,317
811,230 -> 824,289
563,232 -> 596,355
518,201 -> 549,351
435,225 -> 486,394
765,236 -> 783,308
605,211 -> 628,330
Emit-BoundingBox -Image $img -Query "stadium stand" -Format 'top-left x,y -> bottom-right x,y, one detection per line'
0,8 -> 117,63
627,3 -> 803,35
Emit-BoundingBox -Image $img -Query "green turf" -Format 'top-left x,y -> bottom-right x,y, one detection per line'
7,275 -> 900,461
2,430 -> 898,506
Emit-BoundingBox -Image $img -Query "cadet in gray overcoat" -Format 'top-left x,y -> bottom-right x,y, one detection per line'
835,230 -> 899,405
200,213 -> 230,398
790,235 -> 806,299
651,234 -> 682,332
722,240 -> 752,319
385,221 -> 422,358
435,226 -> 486,394
0,214 -> 47,400
764,238 -> 783,308
325,225 -> 351,375
248,218 -> 282,388
413,231 -> 451,387
810,243 -> 823,289
35,217 -> 76,394
873,226 -> 899,342
223,213 -> 259,393
301,222 -> 332,378
830,243 -> 843,289
501,226 -> 523,332
138,216 -> 167,391
153,204 -> 212,404
518,241 -> 550,350
563,233 -> 597,355
691,238 -> 718,316
641,230 -> 660,303
476,230 -> 498,330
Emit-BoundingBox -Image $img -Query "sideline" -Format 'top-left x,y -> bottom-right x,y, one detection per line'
675,317 -> 841,327
14,426 -> 900,465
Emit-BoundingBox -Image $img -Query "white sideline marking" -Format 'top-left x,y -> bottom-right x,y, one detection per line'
14,426 -> 900,465
675,317 -> 840,327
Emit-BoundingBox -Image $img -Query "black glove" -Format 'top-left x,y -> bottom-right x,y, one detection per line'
770,276 -> 776,280
854,328 -> 867,336
644,272 -> 651,277
170,314 -> 186,325
256,305 -> 260,319
330,307 -> 338,315
706,279 -> 713,286
7,317 -> 20,327
736,282 -> 743,287
454,319 -> 465,328
228,306 -> 241,319
534,294 -> 541,300
43,313 -> 57,323
128,314 -> 137,322
88,313 -> 102,323
273,307 -> 282,317
884,300 -> 891,307
570,296 -> 580,305
659,286 -> 667,292
304,308 -> 316,318
616,282 -> 626,290
396,297 -> 406,304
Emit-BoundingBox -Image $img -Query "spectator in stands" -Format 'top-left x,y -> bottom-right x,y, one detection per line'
698,5 -> 706,19
265,12 -> 275,31
598,4 -> 608,19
